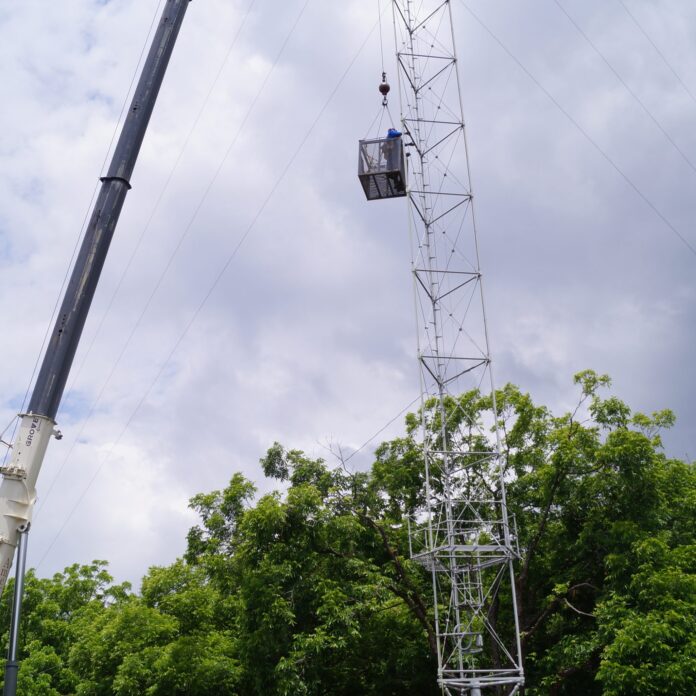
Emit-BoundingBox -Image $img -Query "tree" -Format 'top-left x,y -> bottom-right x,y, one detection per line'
0,371 -> 690,695
185,446 -> 439,695
181,371 -> 693,694
0,562 -> 131,695
489,371 -> 693,694
597,538 -> 696,695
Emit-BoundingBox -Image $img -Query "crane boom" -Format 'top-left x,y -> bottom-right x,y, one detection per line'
0,0 -> 192,595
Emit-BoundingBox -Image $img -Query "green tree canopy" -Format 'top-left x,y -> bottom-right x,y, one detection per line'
0,372 -> 691,695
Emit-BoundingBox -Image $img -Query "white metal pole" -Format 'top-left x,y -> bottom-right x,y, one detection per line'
3,523 -> 30,696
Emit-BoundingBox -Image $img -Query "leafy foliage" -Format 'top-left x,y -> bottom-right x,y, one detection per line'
0,372 -> 691,695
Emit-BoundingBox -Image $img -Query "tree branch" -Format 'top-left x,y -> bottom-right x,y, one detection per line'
522,582 -> 598,646
359,512 -> 439,660
563,598 -> 595,618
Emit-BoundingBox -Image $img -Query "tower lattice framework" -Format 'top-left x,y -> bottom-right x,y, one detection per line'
391,1 -> 524,693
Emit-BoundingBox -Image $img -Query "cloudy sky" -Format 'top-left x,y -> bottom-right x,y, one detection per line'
0,0 -> 693,588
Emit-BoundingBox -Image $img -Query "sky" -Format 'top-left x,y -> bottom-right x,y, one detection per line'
0,0 -> 694,589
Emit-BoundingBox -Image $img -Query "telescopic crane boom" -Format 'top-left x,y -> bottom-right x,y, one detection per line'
0,0 -> 192,595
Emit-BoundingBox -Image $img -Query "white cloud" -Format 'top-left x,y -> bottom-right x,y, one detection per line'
0,0 -> 693,587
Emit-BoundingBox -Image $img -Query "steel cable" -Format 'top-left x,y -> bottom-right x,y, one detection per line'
35,9 -> 381,571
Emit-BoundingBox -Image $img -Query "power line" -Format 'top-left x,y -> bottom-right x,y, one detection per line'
1,0 -> 166,469
66,0 -> 258,396
344,395 -> 421,463
616,0 -> 696,108
35,11 -> 380,570
553,0 -> 696,175
458,0 -> 696,258
37,0 -> 283,512
37,0 -> 259,512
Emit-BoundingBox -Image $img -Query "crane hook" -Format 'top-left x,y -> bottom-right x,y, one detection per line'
379,71 -> 390,106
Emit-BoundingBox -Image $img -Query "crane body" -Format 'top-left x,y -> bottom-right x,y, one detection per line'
0,0 -> 192,596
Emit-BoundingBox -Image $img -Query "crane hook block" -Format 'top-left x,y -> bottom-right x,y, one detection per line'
379,81 -> 390,97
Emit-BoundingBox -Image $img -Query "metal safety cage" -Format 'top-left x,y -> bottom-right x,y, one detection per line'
358,137 -> 407,200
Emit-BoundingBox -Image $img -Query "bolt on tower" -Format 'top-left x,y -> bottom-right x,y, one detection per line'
391,1 -> 524,693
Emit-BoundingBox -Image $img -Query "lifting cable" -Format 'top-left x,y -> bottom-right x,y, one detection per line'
362,0 -> 395,140
377,0 -> 392,113
378,0 -> 386,76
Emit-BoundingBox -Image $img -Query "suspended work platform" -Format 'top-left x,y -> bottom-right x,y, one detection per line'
358,137 -> 407,201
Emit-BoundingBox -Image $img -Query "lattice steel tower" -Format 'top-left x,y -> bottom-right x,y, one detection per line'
391,1 -> 524,693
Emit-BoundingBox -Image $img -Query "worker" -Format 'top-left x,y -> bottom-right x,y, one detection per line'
382,128 -> 405,192
382,127 -> 402,171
